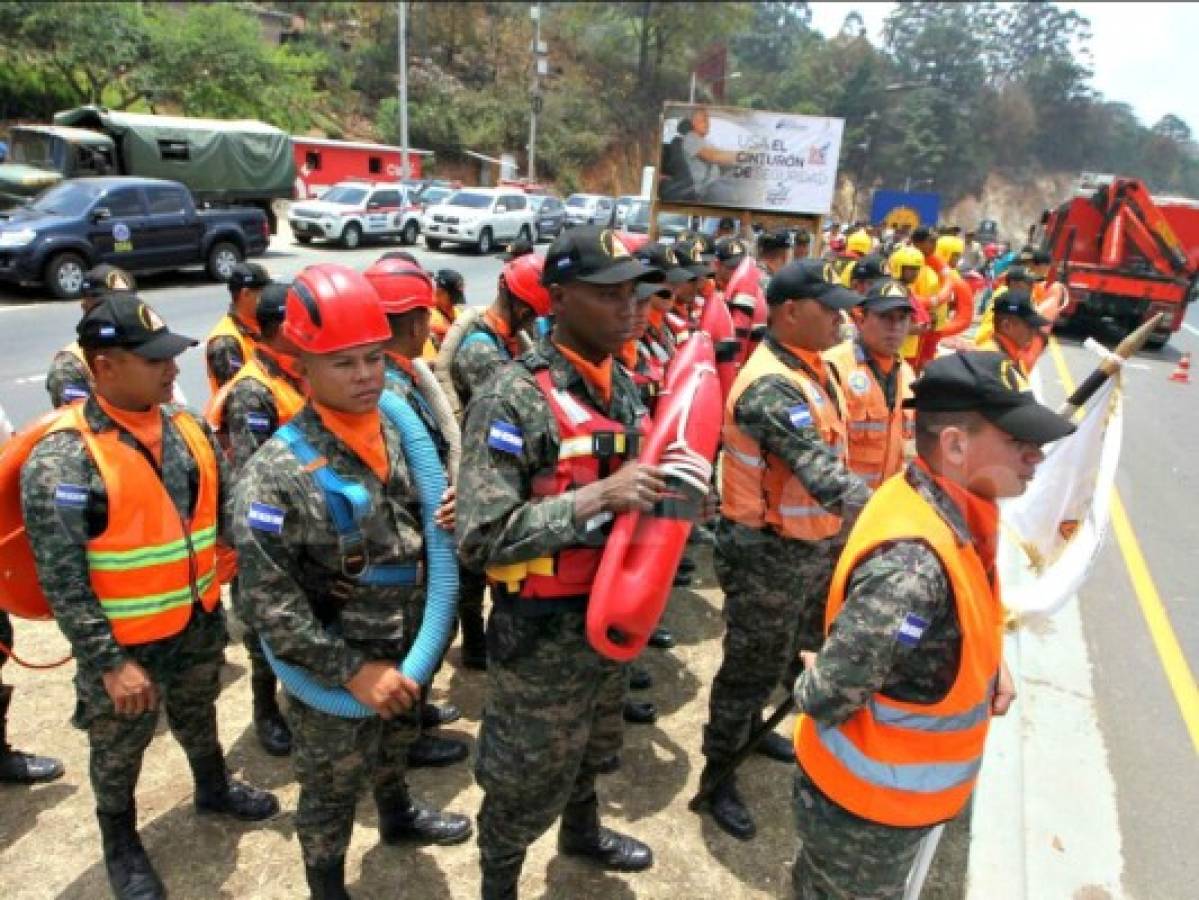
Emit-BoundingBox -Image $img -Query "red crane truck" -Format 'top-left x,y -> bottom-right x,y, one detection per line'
1035,173 -> 1199,349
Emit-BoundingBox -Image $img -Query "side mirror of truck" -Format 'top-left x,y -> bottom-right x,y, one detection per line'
91,207 -> 112,223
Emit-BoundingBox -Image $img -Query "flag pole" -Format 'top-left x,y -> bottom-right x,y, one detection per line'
1057,313 -> 1162,416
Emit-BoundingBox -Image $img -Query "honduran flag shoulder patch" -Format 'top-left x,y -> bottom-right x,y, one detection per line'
247,502 -> 285,535
245,412 -> 272,433
487,421 -> 524,455
787,403 -> 813,429
62,385 -> 90,402
54,483 -> 89,509
896,612 -> 929,647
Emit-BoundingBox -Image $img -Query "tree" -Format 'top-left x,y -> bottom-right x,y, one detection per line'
1153,114 -> 1193,144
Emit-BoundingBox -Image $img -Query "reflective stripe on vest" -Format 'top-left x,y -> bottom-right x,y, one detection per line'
205,314 -> 257,394
824,340 -> 914,488
720,342 -> 848,541
485,367 -> 644,600
794,473 -> 1003,827
50,405 -> 222,646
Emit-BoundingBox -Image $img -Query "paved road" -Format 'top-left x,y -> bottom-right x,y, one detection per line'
1042,305 -> 1199,899
0,231 -> 508,430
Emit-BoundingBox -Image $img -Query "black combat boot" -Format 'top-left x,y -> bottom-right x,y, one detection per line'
0,685 -> 65,784
558,793 -> 653,872
190,753 -> 280,821
754,729 -> 795,763
406,733 -> 469,768
97,805 -> 166,900
628,665 -> 653,691
622,700 -> 658,725
304,856 -> 350,900
420,701 -> 462,728
480,856 -> 523,900
250,672 -> 292,757
375,786 -> 473,846
648,626 -> 676,648
697,765 -> 756,841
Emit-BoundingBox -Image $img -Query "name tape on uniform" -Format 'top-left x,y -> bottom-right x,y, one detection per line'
62,385 -> 90,402
896,612 -> 929,647
245,412 -> 272,433
54,483 -> 89,508
487,421 -> 524,455
247,502 -> 286,534
788,403 -> 814,429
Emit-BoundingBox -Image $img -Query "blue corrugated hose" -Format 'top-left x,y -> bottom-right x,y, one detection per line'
262,391 -> 459,717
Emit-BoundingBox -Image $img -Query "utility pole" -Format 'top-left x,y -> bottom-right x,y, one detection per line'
397,1 -> 410,180
528,5 -> 545,181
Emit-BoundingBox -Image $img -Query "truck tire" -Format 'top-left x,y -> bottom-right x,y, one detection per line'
477,228 -> 494,255
45,252 -> 87,300
518,225 -> 533,244
341,223 -> 362,250
294,233 -> 312,245
402,220 -> 420,246
424,236 -> 442,251
206,241 -> 243,282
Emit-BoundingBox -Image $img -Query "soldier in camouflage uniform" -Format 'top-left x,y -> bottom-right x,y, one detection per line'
364,256 -> 470,770
205,262 -> 270,392
232,265 -> 470,900
458,226 -> 663,898
45,264 -> 136,408
448,253 -> 553,673
698,260 -> 872,841
206,282 -> 303,757
21,295 -> 279,900
791,351 -> 1073,898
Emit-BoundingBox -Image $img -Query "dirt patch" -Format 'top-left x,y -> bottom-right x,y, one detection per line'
0,547 -> 969,898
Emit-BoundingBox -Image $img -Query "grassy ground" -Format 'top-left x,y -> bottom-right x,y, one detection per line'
0,546 -> 968,899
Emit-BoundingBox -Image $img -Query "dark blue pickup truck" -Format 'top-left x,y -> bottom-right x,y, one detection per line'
0,176 -> 270,299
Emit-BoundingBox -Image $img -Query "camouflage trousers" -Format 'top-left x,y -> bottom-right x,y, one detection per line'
0,610 -> 11,679
286,684 -> 422,867
791,767 -> 931,899
475,601 -> 625,868
229,577 -> 274,691
75,605 -> 228,814
702,521 -> 840,767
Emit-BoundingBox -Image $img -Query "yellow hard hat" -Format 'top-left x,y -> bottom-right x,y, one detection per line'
888,245 -> 925,278
934,235 -> 964,263
847,229 -> 872,255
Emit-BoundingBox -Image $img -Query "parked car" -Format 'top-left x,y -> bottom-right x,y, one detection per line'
421,187 -> 537,254
657,212 -> 692,241
618,201 -> 692,243
612,195 -> 643,227
288,181 -> 422,249
417,185 -> 453,212
0,176 -> 269,299
564,193 -> 615,228
530,194 -> 566,241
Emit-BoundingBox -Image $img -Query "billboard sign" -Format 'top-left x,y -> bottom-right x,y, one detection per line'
657,103 -> 843,215
870,189 -> 941,230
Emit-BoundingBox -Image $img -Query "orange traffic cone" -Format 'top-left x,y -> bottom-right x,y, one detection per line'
1168,351 -> 1191,384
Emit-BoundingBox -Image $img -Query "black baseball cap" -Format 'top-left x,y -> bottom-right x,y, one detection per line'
635,280 -> 673,301
256,281 -> 290,328
908,351 -> 1075,444
502,239 -> 536,262
638,243 -> 696,283
793,229 -> 812,245
228,262 -> 271,290
676,231 -> 716,262
861,278 -> 914,313
766,259 -> 864,310
77,294 -> 197,360
993,285 -> 1050,328
714,237 -> 749,267
434,268 -> 465,303
1004,265 -> 1046,285
82,264 -> 136,299
542,225 -> 658,286
672,238 -> 713,275
850,254 -> 886,282
758,228 -> 793,252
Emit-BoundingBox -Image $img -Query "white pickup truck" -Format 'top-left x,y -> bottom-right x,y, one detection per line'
288,181 -> 423,249
421,187 -> 538,254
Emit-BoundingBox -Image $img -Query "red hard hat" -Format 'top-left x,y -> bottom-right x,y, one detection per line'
283,263 -> 390,354
500,254 -> 551,316
984,242 -> 999,259
829,235 -> 847,252
363,257 -> 435,316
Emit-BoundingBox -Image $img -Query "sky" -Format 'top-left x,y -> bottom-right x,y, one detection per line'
806,2 -> 1199,136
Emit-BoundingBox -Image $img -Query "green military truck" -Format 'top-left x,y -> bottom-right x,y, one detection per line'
0,106 -> 295,231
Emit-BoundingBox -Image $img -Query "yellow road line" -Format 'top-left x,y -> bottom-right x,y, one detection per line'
1048,336 -> 1199,754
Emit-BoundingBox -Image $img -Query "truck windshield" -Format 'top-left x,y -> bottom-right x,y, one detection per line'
447,192 -> 494,209
10,131 -> 60,169
626,201 -> 651,230
320,186 -> 368,205
566,196 -> 590,209
30,181 -> 103,216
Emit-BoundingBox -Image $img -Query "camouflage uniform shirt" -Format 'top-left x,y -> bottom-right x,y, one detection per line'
20,397 -> 232,673
222,349 -> 306,476
232,405 -> 425,687
384,356 -> 449,466
793,462 -> 967,724
206,312 -> 257,388
45,347 -> 93,408
450,318 -> 513,412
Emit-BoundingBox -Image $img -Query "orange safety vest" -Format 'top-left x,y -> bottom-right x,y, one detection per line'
973,334 -> 1035,377
205,314 -> 257,394
721,342 -> 849,541
793,473 -> 1004,827
47,405 -> 222,645
824,340 -> 914,489
205,355 -> 306,434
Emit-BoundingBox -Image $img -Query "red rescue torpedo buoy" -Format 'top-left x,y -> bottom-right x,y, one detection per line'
697,285 -> 740,399
663,331 -> 716,395
587,342 -> 723,661
0,408 -> 69,620
724,257 -> 767,367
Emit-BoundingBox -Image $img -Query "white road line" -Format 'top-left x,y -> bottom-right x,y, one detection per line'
14,374 -> 47,384
0,304 -> 35,313
1183,323 -> 1199,338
